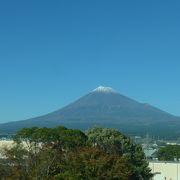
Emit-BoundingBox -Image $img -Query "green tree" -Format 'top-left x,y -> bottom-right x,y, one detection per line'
55,146 -> 131,180
157,145 -> 180,161
3,126 -> 88,179
2,143 -> 32,179
1,126 -> 152,179
86,128 -> 152,180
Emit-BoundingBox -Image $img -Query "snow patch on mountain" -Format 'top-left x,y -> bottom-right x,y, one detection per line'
93,86 -> 117,93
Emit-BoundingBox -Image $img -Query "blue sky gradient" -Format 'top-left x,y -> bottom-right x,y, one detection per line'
0,0 -> 180,122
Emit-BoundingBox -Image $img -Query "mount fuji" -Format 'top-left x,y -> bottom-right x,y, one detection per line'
1,86 -> 180,138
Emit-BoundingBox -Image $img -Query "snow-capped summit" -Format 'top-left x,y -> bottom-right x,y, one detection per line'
93,86 -> 117,93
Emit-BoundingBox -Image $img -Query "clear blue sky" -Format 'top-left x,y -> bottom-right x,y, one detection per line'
0,0 -> 180,123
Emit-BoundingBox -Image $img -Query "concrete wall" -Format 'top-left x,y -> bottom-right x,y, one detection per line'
149,161 -> 180,180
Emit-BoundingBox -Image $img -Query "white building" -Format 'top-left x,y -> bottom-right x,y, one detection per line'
149,161 -> 180,180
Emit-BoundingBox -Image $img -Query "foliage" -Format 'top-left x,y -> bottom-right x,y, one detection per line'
0,126 -> 152,179
86,128 -> 152,179
157,145 -> 180,161
0,162 -> 12,180
55,147 -> 131,180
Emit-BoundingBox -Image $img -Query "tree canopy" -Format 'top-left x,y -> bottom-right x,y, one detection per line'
157,145 -> 180,161
86,128 -> 152,180
0,126 -> 152,180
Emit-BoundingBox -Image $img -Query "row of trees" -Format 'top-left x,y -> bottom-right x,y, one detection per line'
0,126 -> 152,179
157,145 -> 180,161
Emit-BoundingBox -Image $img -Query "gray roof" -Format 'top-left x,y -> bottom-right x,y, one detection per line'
144,148 -> 157,157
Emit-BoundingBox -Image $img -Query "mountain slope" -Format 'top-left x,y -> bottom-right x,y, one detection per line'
0,86 -> 180,138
